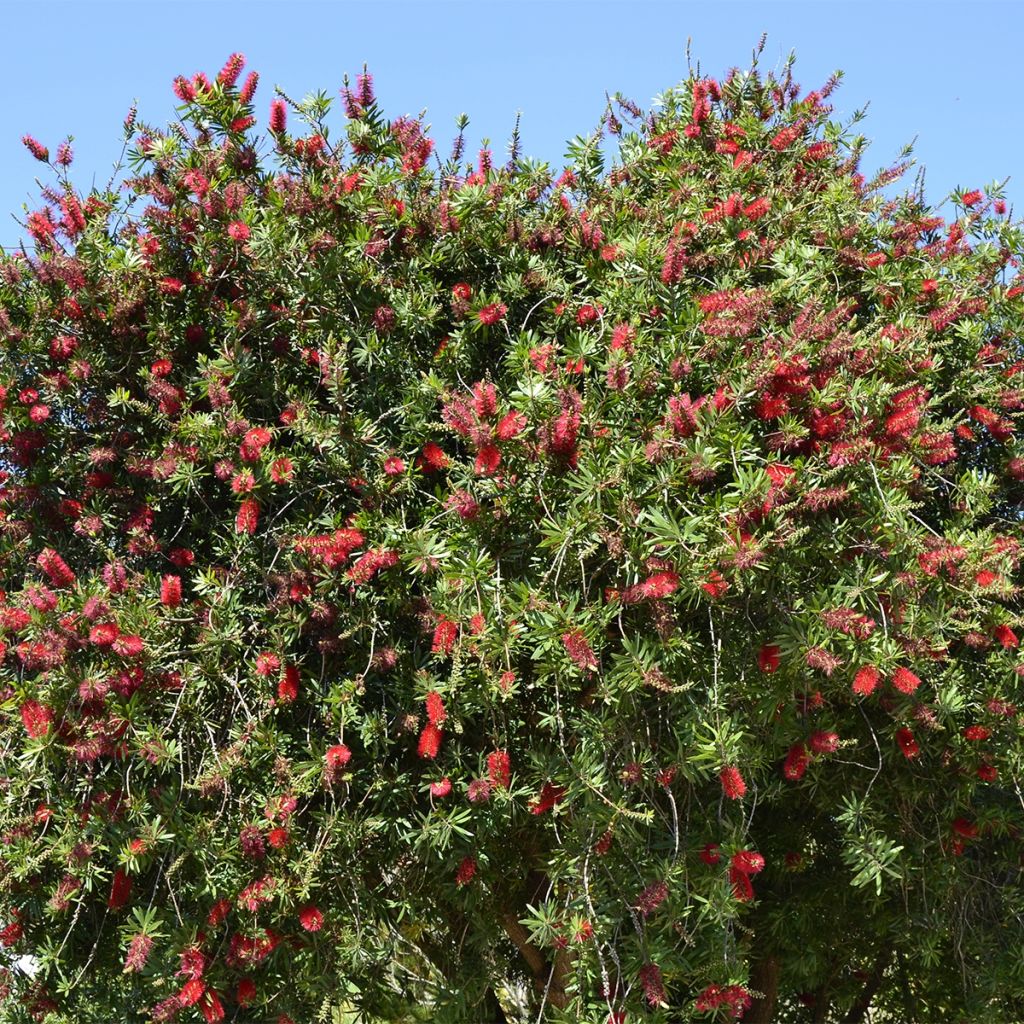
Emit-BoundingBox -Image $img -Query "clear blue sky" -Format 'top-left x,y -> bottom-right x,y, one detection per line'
2,0 -> 1022,248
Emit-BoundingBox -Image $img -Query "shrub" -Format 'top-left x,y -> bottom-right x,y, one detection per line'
0,46 -> 1023,1024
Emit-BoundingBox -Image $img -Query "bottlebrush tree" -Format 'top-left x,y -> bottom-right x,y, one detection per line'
0,44 -> 1023,1024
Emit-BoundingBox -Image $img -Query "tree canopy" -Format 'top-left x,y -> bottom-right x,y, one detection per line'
1,45 -> 1023,1024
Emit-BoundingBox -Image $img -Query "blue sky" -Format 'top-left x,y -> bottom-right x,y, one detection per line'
1,0 -> 1022,248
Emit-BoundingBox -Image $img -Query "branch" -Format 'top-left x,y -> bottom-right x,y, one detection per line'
498,912 -> 568,1010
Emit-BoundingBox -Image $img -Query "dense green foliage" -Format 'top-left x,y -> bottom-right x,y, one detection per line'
1,48 -> 1023,1024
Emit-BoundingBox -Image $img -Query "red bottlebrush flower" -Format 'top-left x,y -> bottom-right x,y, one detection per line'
962,725 -> 990,741
207,898 -> 231,927
891,667 -> 921,694
239,427 -> 272,462
179,978 -> 206,1006
0,920 -> 22,947
425,690 -> 446,725
699,842 -> 721,866
994,624 -> 1019,649
809,731 -> 839,754
159,276 -> 185,295
701,570 -> 729,599
474,443 -> 501,476
455,855 -> 477,886
269,99 -> 287,134
961,189 -> 983,207
743,196 -> 771,220
610,323 -> 636,353
160,574 -> 182,607
758,644 -> 781,673
477,302 -> 507,326
356,70 -> 375,107
269,457 -> 293,483
487,750 -> 511,789
495,410 -> 527,440
529,781 -> 567,815
731,850 -> 765,876
37,548 -> 76,587
977,763 -> 999,782
346,548 -> 399,585
576,303 -> 600,325
770,122 -> 803,151
635,880 -> 669,917
783,742 -> 809,781
432,618 -> 459,655
719,765 -> 746,800
178,947 -> 206,980
267,826 -> 289,848
383,455 -> 405,476
325,744 -> 351,770
240,71 -> 259,104
22,135 -> 49,162
239,825 -> 266,861
951,817 -> 978,839
638,963 -> 666,1007
124,933 -> 153,973
467,778 -> 492,803
255,652 -> 281,677
373,305 -> 396,334
236,498 -> 259,534
805,646 -> 842,676
640,571 -> 680,600
217,52 -> 246,88
418,723 -> 442,759
975,570 -> 999,588
173,75 -> 197,102
593,830 -> 613,855
649,128 -> 679,153
452,282 -> 472,302
199,990 -> 225,1024
696,985 -> 752,1017
298,905 -> 323,932
417,442 -> 449,472
60,195 -> 85,237
561,629 -> 598,673
227,221 -> 251,243
169,548 -> 195,568
108,869 -> 132,910
852,665 -> 881,696
278,664 -> 300,703
236,979 -> 257,1007
895,727 -> 920,759
20,700 -> 53,738
430,777 -> 452,798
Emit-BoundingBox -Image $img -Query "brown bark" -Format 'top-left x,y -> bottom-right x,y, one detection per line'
499,912 -> 569,1009
745,955 -> 781,1024
811,987 -> 831,1024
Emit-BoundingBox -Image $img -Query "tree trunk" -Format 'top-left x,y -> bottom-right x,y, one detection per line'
811,986 -> 831,1024
842,945 -> 890,1024
499,912 -> 569,1009
896,950 -> 918,1024
481,986 -> 508,1024
745,955 -> 780,1024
